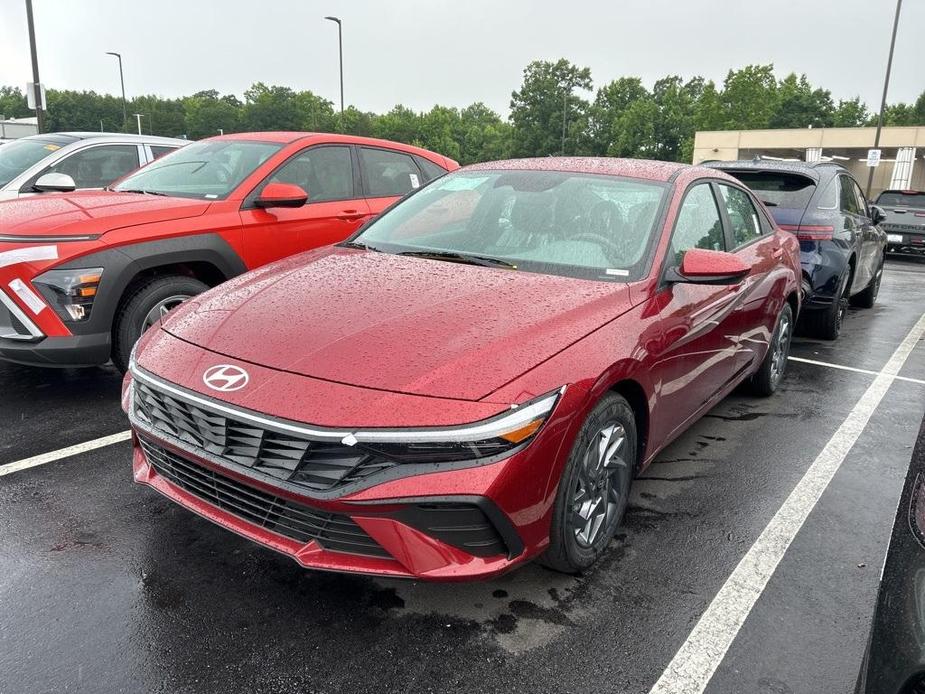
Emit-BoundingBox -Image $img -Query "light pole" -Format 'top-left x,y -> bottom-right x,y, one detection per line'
866,0 -> 903,198
25,0 -> 44,133
105,51 -> 127,129
133,113 -> 144,135
324,16 -> 344,120
561,89 -> 568,155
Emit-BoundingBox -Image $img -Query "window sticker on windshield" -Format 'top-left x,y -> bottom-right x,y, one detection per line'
43,144 -> 61,151
409,173 -> 420,189
8,278 -> 46,315
605,268 -> 629,277
440,176 -> 490,191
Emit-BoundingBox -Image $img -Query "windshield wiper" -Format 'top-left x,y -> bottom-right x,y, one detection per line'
398,250 -> 517,269
119,188 -> 169,196
339,240 -> 382,252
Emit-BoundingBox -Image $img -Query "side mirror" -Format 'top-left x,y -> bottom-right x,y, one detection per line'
33,172 -> 77,193
870,204 -> 886,226
255,182 -> 308,209
666,248 -> 751,286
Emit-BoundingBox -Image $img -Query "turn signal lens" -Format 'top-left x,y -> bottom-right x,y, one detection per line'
33,267 -> 104,322
499,418 -> 545,444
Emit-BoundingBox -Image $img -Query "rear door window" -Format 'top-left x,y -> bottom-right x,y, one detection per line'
360,147 -> 422,197
725,171 -> 816,211
839,176 -> 861,215
150,145 -> 177,160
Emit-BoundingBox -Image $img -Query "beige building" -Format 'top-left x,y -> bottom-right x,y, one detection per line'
692,126 -> 925,197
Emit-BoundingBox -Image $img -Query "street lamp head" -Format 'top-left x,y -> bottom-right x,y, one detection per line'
105,51 -> 121,58
324,15 -> 341,24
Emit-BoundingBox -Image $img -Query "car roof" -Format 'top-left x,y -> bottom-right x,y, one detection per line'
462,157 -> 713,183
22,132 -> 187,145
204,132 -> 452,163
700,158 -> 848,182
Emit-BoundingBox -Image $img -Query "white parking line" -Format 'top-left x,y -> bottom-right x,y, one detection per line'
789,355 -> 925,385
649,311 -> 925,694
0,431 -> 132,478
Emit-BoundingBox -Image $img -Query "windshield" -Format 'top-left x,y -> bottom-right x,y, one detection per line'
876,191 -> 925,208
113,140 -> 282,199
0,138 -> 64,187
724,171 -> 817,210
352,170 -> 666,281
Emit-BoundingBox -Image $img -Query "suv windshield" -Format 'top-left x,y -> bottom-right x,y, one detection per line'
0,138 -> 65,187
113,140 -> 282,199
352,170 -> 666,281
723,171 -> 817,210
876,191 -> 925,208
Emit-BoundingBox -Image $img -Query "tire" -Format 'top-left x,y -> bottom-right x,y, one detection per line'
540,393 -> 636,574
111,275 -> 208,372
850,256 -> 884,309
805,267 -> 851,340
749,303 -> 793,397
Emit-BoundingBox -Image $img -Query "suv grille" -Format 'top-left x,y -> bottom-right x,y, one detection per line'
139,437 -> 391,558
133,379 -> 396,491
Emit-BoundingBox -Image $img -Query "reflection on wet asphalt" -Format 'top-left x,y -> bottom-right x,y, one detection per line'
0,258 -> 923,694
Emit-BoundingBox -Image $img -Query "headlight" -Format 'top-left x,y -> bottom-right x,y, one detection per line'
348,388 -> 564,464
32,268 -> 103,322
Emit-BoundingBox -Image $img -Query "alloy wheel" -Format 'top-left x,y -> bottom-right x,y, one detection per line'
141,294 -> 190,332
769,311 -> 792,387
571,422 -> 630,548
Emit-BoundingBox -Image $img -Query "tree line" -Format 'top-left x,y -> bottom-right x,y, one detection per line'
2,59 -> 923,165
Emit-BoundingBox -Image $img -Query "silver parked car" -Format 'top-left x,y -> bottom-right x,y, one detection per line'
0,132 -> 187,200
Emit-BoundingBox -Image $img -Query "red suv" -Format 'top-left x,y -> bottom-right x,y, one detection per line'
0,132 -> 457,370
125,158 -> 800,580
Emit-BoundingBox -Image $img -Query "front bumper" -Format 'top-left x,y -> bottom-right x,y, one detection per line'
884,227 -> 925,254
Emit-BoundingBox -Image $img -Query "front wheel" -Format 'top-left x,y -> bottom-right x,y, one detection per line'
111,275 -> 208,372
540,393 -> 636,574
750,303 -> 793,397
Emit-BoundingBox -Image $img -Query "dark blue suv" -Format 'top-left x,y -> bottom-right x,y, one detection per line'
704,160 -> 887,339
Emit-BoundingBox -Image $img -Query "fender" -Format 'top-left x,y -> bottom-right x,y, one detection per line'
52,233 -> 247,338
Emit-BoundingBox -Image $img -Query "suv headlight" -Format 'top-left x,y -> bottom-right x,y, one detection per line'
33,268 -> 103,322
349,388 -> 564,463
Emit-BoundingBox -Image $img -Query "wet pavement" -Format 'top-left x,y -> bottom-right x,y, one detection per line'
1,257 -> 924,694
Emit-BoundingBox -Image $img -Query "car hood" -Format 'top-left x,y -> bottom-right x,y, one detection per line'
163,247 -> 632,401
0,191 -> 211,238
879,206 -> 925,231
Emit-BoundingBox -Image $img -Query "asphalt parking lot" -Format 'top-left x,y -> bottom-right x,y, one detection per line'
1,256 -> 924,694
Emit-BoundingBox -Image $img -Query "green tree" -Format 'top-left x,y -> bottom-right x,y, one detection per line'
183,91 -> 243,139
832,97 -> 869,127
589,77 -> 648,155
0,86 -> 29,119
721,64 -> 778,129
770,73 -> 834,128
510,58 -> 592,157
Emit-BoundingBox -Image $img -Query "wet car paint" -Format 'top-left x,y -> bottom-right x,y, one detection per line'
1,258 -> 923,694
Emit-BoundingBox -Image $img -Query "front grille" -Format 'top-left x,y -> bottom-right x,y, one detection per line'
140,437 -> 391,558
133,379 -> 396,491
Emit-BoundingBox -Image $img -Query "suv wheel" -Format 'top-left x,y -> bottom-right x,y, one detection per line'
112,275 -> 208,372
540,393 -> 636,574
850,255 -> 884,309
806,267 -> 851,340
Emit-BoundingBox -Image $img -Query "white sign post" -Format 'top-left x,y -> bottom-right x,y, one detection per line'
866,149 -> 882,168
25,82 -> 46,111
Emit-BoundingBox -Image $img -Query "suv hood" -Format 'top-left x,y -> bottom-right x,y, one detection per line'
163,248 -> 631,401
0,191 -> 211,238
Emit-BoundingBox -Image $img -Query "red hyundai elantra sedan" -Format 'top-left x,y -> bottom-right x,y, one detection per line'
124,158 -> 800,580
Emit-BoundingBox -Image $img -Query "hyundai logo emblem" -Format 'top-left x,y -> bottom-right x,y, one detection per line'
202,364 -> 250,392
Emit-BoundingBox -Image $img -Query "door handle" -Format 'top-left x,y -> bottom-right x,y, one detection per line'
337,210 -> 366,221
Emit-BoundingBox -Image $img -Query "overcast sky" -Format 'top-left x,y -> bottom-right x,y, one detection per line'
0,0 -> 922,117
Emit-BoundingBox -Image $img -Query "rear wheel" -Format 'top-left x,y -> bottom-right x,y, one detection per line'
540,393 -> 636,574
111,275 -> 208,372
850,255 -> 884,309
750,303 -> 793,397
805,267 -> 851,340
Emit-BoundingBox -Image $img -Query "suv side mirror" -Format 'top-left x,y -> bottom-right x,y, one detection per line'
255,182 -> 308,209
666,248 -> 751,286
33,172 -> 77,193
870,204 -> 886,225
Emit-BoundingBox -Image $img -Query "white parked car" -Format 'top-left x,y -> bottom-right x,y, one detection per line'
0,132 -> 187,200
